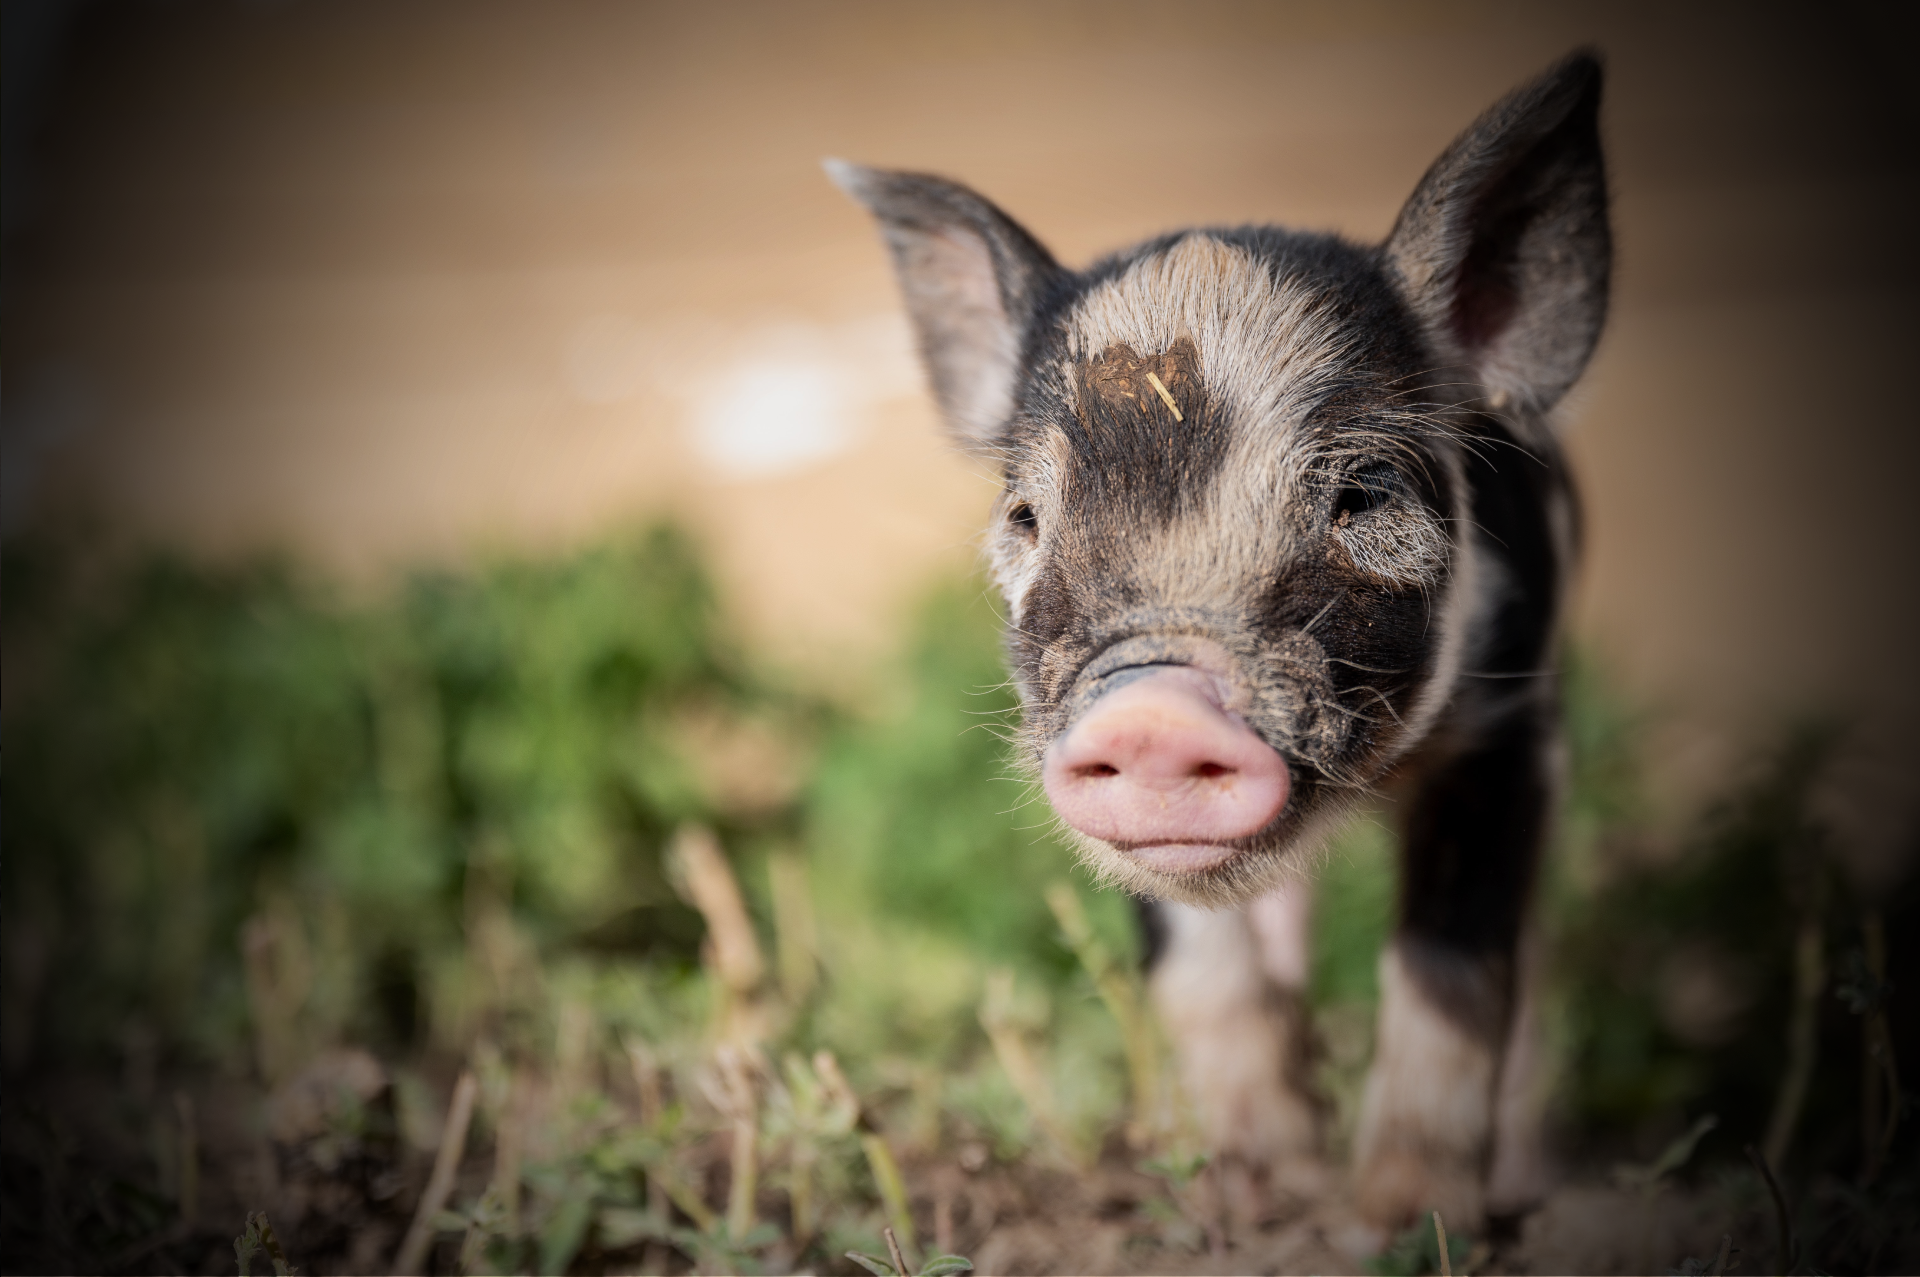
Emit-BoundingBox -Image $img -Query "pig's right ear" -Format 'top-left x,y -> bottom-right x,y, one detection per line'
826,160 -> 1061,453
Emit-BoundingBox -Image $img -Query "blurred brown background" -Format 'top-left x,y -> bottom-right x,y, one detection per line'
7,1 -> 1917,849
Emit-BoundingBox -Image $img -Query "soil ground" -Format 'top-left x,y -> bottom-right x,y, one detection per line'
6,1065 -> 1773,1276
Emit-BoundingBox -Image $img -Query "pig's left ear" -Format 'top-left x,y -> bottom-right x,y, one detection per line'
827,160 -> 1062,453
1384,50 -> 1611,415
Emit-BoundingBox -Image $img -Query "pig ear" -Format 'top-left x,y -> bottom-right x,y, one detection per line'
1383,50 -> 1611,415
826,160 -> 1061,452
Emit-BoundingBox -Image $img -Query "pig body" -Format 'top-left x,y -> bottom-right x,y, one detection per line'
832,51 -> 1608,1228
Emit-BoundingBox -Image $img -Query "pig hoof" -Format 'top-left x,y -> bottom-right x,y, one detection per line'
1353,1146 -> 1485,1232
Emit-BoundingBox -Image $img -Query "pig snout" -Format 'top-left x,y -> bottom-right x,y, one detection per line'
1042,666 -> 1289,874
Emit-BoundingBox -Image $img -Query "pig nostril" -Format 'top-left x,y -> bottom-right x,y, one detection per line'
1040,665 -> 1291,855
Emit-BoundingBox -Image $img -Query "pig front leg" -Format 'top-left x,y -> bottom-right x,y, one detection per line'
1145,880 -> 1323,1171
1353,715 -> 1550,1229
1486,921 -> 1550,1215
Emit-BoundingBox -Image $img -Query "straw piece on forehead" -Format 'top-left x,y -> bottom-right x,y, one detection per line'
1145,370 -> 1184,421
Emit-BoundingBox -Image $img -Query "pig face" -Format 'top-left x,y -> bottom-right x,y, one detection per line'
832,52 -> 1607,907
985,234 -> 1473,905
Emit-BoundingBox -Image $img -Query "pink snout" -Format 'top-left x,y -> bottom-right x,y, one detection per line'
1041,666 -> 1290,875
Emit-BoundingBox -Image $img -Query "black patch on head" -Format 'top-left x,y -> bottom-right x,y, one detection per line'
1062,336 -> 1231,525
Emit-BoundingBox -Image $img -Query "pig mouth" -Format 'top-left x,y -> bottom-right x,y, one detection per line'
1040,650 -> 1293,879
1107,837 -> 1260,876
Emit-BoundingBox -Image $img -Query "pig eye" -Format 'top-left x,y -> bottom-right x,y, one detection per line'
1333,467 -> 1397,521
1008,502 -> 1039,537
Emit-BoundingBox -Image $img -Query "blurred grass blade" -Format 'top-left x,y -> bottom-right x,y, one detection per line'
861,1133 -> 918,1265
768,849 -> 819,1006
1045,881 -> 1161,1145
539,1194 -> 592,1277
978,968 -> 1088,1169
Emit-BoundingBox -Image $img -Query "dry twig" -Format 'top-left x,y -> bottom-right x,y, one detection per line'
1763,911 -> 1826,1170
717,1045 -> 760,1240
1745,1142 -> 1796,1276
670,824 -> 774,1044
1857,912 -> 1903,1184
172,1091 -> 199,1225
394,1071 -> 479,1274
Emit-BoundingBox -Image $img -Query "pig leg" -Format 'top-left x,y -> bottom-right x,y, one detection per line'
1353,715 -> 1549,1229
1146,883 -> 1323,1171
1486,921 -> 1551,1215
